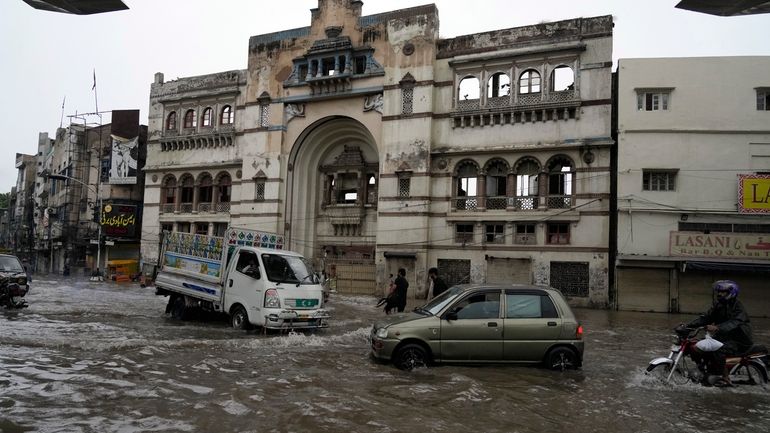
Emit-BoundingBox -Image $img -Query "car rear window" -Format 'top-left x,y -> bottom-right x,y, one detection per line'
506,294 -> 559,319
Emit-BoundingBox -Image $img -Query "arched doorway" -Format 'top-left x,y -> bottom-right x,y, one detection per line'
286,116 -> 379,293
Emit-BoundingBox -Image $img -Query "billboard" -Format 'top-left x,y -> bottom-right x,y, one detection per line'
738,174 -> 770,213
108,135 -> 139,184
101,203 -> 138,238
670,231 -> 770,260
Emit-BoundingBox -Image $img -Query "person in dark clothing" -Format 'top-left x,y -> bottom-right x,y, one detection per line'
427,267 -> 449,300
686,280 -> 753,386
394,268 -> 409,313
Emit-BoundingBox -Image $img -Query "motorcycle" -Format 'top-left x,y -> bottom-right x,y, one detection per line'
646,325 -> 768,387
0,277 -> 29,309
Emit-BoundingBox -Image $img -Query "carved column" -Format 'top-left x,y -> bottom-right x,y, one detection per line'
192,182 -> 200,214
174,185 -> 182,213
506,172 -> 516,210
477,173 -> 486,210
538,171 -> 548,208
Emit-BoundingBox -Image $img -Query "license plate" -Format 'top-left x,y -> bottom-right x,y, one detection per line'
295,298 -> 319,308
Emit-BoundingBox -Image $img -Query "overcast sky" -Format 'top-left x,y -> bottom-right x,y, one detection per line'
1,0 -> 768,193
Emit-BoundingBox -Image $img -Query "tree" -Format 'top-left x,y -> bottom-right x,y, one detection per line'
0,192 -> 9,209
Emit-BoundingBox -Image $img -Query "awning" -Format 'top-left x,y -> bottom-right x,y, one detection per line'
384,252 -> 416,259
684,261 -> 770,273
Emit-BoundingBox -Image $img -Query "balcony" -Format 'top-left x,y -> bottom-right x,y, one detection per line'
451,89 -> 580,128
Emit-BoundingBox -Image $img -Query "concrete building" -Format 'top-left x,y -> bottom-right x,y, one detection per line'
141,1 -> 614,306
616,57 -> 770,315
10,153 -> 37,263
30,111 -> 147,277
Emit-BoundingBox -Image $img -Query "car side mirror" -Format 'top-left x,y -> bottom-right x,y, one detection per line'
445,312 -> 458,321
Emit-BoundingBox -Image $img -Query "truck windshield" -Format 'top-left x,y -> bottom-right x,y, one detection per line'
261,253 -> 316,284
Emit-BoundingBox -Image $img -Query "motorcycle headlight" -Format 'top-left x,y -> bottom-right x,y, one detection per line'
376,327 -> 389,339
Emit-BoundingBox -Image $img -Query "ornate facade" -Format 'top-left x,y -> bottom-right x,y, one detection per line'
141,1 -> 614,306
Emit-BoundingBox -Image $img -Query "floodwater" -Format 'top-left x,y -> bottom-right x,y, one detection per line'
1,279 -> 769,433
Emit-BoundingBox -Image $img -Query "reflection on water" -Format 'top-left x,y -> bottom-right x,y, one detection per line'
1,280 -> 769,432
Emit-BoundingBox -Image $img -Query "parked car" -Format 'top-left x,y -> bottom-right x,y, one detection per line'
369,284 -> 584,370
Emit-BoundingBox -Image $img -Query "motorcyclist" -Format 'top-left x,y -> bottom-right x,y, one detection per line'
686,280 -> 753,386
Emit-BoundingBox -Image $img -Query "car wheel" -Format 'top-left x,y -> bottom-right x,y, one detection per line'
394,343 -> 428,371
546,347 -> 578,371
231,305 -> 250,330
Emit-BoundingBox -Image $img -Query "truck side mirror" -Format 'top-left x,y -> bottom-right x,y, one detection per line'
444,312 -> 458,321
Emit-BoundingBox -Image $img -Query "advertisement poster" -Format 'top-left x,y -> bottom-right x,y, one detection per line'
738,174 -> 770,214
108,135 -> 139,184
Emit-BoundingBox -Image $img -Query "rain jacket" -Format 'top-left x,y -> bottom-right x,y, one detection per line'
687,298 -> 754,354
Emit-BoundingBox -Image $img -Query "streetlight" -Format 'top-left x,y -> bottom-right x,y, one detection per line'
47,174 -> 102,277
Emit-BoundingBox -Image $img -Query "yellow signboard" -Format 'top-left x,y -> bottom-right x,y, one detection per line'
738,175 -> 770,213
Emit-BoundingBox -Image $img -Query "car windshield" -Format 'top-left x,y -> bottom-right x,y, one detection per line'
0,256 -> 24,273
422,286 -> 465,315
261,253 -> 317,284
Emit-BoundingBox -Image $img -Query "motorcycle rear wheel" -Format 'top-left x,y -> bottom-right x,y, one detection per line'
646,360 -> 692,385
731,363 -> 768,388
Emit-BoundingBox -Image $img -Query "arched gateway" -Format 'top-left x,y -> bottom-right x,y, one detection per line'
286,116 -> 379,293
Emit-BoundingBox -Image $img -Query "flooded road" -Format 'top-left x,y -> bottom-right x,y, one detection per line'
1,278 -> 769,433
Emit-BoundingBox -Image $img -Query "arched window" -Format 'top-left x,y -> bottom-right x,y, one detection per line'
183,109 -> 196,128
166,112 -> 177,131
179,175 -> 194,212
487,73 -> 511,98
519,69 -> 541,94
198,173 -> 213,212
458,76 -> 480,101
485,159 -> 509,210
201,107 -> 212,127
161,176 -> 177,213
551,65 -> 574,92
216,173 -> 232,212
455,160 -> 479,210
547,157 -> 574,209
220,105 -> 234,125
514,159 -> 540,210
366,174 -> 378,204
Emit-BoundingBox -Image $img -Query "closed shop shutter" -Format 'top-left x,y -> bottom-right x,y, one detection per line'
679,271 -> 770,318
617,267 -> 670,312
486,258 -> 531,284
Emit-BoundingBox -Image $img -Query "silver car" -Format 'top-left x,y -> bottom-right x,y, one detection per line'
370,284 -> 584,370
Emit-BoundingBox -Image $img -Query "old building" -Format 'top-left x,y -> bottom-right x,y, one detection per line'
615,57 -> 770,315
31,111 -> 147,277
141,1 -> 614,306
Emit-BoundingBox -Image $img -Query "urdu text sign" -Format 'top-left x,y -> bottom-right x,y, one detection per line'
738,174 -> 770,213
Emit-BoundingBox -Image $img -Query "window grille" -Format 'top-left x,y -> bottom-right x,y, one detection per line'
398,177 -> 411,198
643,170 -> 677,191
260,104 -> 270,127
402,87 -> 413,115
255,181 -> 265,202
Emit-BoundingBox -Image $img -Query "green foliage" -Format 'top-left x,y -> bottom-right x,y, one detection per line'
0,192 -> 9,209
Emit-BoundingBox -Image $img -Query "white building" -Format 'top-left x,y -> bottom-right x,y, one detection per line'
616,56 -> 770,315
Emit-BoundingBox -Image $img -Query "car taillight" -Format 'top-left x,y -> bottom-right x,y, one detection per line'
576,324 -> 584,340
264,288 -> 280,308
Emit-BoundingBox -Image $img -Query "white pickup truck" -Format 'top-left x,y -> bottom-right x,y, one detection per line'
154,227 -> 329,330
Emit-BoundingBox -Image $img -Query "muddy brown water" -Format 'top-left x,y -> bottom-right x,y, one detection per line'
1,278 -> 769,432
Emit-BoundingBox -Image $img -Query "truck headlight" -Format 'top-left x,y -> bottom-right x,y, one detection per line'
264,288 -> 280,308
376,327 -> 388,339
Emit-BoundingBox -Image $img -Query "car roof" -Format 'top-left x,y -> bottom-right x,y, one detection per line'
452,283 -> 556,293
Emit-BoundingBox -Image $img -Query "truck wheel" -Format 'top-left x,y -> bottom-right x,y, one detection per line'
231,305 -> 250,330
171,296 -> 189,320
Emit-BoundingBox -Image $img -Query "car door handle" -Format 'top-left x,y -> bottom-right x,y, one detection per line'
547,321 -> 557,326
229,279 -> 233,287
487,322 -> 498,327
